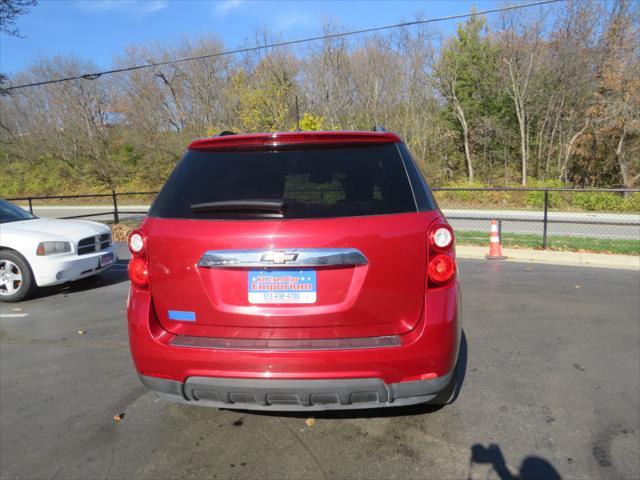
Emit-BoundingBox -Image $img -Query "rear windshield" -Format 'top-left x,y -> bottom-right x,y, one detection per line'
150,144 -> 418,220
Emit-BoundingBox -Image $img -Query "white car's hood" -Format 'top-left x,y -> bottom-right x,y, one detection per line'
1,218 -> 109,239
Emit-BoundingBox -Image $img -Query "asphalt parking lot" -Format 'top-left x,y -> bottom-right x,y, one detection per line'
1,248 -> 638,480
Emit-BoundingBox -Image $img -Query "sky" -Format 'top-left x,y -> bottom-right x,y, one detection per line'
1,0 -> 502,76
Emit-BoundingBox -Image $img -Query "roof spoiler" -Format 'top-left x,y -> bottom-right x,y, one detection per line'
189,131 -> 401,151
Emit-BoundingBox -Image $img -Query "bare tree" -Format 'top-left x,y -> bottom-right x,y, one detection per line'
2,2 -> 638,194
439,63 -> 474,181
0,0 -> 36,37
498,7 -> 548,186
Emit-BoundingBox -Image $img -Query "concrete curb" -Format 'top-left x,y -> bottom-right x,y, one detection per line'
456,245 -> 640,271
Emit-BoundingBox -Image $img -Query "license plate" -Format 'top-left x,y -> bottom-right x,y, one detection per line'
99,252 -> 114,267
248,270 -> 316,304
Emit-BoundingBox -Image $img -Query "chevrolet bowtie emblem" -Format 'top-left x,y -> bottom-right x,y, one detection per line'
260,251 -> 299,264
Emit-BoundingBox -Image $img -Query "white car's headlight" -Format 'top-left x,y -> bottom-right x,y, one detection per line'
36,241 -> 72,256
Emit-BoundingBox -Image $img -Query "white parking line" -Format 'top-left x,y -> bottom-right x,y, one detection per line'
0,313 -> 29,318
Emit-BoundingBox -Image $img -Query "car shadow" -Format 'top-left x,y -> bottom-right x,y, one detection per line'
469,443 -> 562,480
32,259 -> 129,299
225,330 -> 468,420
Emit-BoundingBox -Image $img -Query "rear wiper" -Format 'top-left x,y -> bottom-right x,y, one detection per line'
190,199 -> 286,215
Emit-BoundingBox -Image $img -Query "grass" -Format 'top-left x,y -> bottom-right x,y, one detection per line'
455,230 -> 640,256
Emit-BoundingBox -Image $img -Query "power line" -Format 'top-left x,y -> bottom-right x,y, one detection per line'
3,0 -> 563,92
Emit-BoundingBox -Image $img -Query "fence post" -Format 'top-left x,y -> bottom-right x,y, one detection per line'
542,189 -> 549,249
28,197 -> 33,214
111,190 -> 120,224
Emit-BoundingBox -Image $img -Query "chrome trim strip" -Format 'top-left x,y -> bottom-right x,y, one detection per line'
170,335 -> 400,351
198,248 -> 368,268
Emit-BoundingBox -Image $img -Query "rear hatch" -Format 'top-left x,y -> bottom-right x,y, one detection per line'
146,137 -> 440,339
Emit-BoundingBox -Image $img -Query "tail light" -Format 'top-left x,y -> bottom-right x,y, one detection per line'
128,232 -> 145,255
427,223 -> 456,288
128,229 -> 149,288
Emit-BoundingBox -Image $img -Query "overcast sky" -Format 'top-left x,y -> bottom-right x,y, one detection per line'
1,0 -> 500,75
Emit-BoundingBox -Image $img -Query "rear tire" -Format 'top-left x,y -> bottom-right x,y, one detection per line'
0,250 -> 35,302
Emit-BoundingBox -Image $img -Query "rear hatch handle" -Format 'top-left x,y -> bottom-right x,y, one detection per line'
197,248 -> 368,268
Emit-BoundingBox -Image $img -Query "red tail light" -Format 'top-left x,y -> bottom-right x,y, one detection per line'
428,254 -> 456,284
128,229 -> 149,289
427,223 -> 456,288
128,257 -> 149,287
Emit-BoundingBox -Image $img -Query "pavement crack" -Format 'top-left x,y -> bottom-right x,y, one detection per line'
278,418 -> 328,479
48,464 -> 64,480
102,445 -> 116,480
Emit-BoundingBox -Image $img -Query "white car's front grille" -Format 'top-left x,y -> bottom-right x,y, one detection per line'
78,234 -> 111,255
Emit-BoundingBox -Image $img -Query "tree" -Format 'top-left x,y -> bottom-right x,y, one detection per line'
232,46 -> 298,132
0,0 -> 36,37
0,0 -> 37,95
589,0 -> 640,188
297,112 -> 326,131
301,21 -> 355,129
498,7 -> 547,185
436,15 -> 502,182
2,1 -> 638,195
1,57 -> 119,188
522,0 -> 601,183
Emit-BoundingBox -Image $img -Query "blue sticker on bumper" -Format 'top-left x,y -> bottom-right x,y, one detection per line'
168,310 -> 196,322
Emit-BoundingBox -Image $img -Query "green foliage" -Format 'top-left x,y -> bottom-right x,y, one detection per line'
572,192 -> 624,211
447,16 -> 504,117
1,155 -> 93,197
437,181 -> 487,204
620,193 -> 640,212
295,112 -> 326,131
436,14 -> 512,180
232,68 -> 294,132
525,180 -> 566,209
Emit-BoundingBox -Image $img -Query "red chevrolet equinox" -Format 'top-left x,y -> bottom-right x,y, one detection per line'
127,131 -> 461,411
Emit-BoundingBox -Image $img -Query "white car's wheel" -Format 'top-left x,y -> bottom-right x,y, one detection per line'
0,251 -> 35,302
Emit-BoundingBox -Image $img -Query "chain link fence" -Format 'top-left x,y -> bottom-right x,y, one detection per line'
432,188 -> 640,255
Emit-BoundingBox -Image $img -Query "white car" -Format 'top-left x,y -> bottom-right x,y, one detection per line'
0,199 -> 116,302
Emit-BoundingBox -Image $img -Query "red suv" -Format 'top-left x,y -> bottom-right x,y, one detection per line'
127,131 -> 461,411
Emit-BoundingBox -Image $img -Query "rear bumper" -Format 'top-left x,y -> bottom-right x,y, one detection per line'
127,281 -> 460,410
139,370 -> 454,411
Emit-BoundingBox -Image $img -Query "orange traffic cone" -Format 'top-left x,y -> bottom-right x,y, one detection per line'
486,219 -> 507,260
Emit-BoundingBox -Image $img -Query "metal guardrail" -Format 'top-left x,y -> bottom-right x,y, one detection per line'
6,187 -> 640,249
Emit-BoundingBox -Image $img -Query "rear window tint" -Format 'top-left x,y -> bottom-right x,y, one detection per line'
150,144 -> 417,220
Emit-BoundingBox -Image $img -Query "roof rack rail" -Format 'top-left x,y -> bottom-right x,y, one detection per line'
372,125 -> 386,132
215,131 -> 236,137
